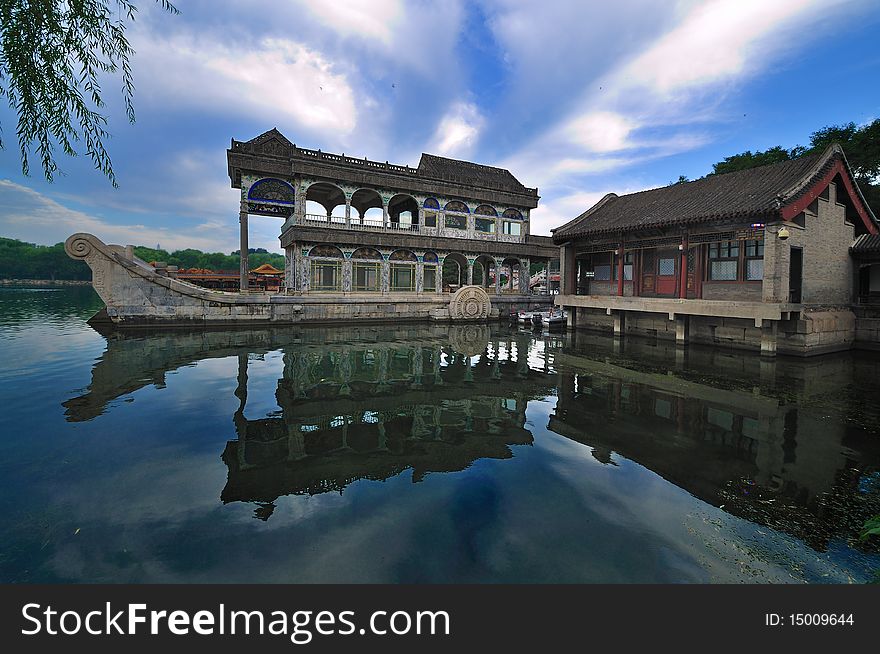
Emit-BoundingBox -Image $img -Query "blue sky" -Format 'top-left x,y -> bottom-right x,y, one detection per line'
1,0 -> 879,254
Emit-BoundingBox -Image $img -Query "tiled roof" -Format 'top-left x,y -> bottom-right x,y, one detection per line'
850,233 -> 880,256
553,146 -> 846,243
417,153 -> 529,194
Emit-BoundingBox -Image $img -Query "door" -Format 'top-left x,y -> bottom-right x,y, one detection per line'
655,250 -> 678,296
789,247 -> 803,303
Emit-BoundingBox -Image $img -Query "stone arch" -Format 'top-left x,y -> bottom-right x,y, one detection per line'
423,251 -> 439,263
501,256 -> 523,292
308,244 -> 344,258
474,204 -> 497,216
248,178 -> 295,204
445,200 -> 469,213
351,188 -> 384,224
474,254 -> 497,290
389,193 -> 419,228
351,247 -> 382,260
424,197 -> 440,210
442,252 -> 468,290
389,249 -> 418,261
502,208 -> 523,220
305,182 -> 346,220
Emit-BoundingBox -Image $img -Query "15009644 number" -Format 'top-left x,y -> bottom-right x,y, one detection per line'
790,614 -> 854,626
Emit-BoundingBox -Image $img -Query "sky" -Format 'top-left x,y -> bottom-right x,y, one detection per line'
1,0 -> 879,254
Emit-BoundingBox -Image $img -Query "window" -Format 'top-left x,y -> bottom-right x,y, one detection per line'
353,262 -> 380,292
424,212 -> 437,227
594,265 -> 611,281
503,221 -> 521,235
658,258 -> 676,276
310,260 -> 341,291
445,214 -> 467,230
744,238 -> 764,281
708,240 -> 740,281
423,264 -> 437,292
475,217 -> 496,233
390,264 -> 415,291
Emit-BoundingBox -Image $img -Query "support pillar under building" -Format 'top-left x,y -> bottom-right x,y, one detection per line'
674,315 -> 689,346
239,199 -> 249,292
761,321 -> 778,357
613,311 -> 626,337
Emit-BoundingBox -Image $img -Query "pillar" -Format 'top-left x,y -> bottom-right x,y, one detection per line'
613,311 -> 626,337
495,259 -> 502,294
674,314 -> 689,346
567,306 -> 578,329
345,198 -> 351,228
679,236 -> 688,299
617,245 -> 624,296
761,321 -> 778,357
436,263 -> 443,294
544,261 -> 550,295
382,199 -> 389,228
467,261 -> 474,285
239,199 -> 249,292
560,245 -> 576,295
521,258 -> 530,293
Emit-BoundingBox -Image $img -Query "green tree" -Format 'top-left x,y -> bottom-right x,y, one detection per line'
711,145 -> 802,175
0,0 -> 178,186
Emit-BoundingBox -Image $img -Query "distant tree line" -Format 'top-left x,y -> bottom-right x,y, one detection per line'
0,237 -> 284,280
676,119 -> 880,210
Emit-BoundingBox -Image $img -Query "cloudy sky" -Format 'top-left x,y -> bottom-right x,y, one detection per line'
1,0 -> 879,253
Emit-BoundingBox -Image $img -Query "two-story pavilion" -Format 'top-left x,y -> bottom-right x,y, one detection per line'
226,129 -> 556,306
553,144 -> 879,356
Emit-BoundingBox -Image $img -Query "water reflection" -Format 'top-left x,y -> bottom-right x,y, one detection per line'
63,321 -> 880,564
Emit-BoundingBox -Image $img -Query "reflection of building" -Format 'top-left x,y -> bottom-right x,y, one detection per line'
550,336 -> 880,551
553,145 -> 879,356
223,326 -> 559,517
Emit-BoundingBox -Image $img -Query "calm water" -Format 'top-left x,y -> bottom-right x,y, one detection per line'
1,286 -> 879,583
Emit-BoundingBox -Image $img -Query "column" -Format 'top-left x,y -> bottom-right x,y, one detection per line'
495,259 -> 502,295
239,199 -> 249,292
416,261 -> 424,294
521,258 -> 530,293
674,315 -> 689,346
613,311 -> 625,337
293,180 -> 304,221
544,261 -> 550,295
560,245 -> 576,295
345,198 -> 351,228
436,263 -> 442,294
617,245 -> 625,296
342,259 -> 352,293
761,321 -> 778,357
679,235 -> 688,299
381,258 -> 390,294
382,199 -> 389,228
467,260 -> 474,285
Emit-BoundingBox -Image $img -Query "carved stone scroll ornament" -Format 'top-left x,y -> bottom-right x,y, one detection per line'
448,285 -> 491,321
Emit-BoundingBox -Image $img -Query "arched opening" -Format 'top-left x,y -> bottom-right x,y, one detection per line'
351,188 -> 384,227
442,252 -> 468,291
475,204 -> 497,216
501,257 -> 522,293
474,254 -> 497,291
248,178 -> 296,204
423,251 -> 439,293
389,249 -> 417,292
351,247 -> 382,293
305,182 -> 346,224
389,194 -> 419,230
308,244 -> 343,292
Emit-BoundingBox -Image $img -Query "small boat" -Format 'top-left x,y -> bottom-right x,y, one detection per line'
517,310 -> 535,324
531,309 -> 566,329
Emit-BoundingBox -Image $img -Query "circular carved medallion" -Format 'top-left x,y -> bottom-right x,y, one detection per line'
449,285 -> 491,321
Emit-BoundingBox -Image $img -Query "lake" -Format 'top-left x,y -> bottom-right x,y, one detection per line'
1,286 -> 878,583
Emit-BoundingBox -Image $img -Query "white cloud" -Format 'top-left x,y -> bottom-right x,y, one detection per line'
428,102 -> 485,158
133,34 -> 358,137
295,0 -> 404,46
563,111 -> 637,153
0,180 -> 281,253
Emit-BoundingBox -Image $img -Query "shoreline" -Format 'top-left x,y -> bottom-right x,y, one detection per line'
0,279 -> 92,286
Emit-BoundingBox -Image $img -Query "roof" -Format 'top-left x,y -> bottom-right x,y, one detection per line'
850,233 -> 880,257
416,153 -> 529,195
251,263 -> 283,274
233,129 -> 536,198
553,144 -> 874,243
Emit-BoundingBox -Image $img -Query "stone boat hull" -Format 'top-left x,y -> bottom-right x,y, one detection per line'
65,233 -> 547,328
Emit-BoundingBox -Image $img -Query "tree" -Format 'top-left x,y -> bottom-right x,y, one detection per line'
710,145 -> 802,175
0,0 -> 178,187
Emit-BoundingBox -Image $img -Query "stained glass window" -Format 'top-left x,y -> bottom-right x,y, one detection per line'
444,200 -> 469,213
